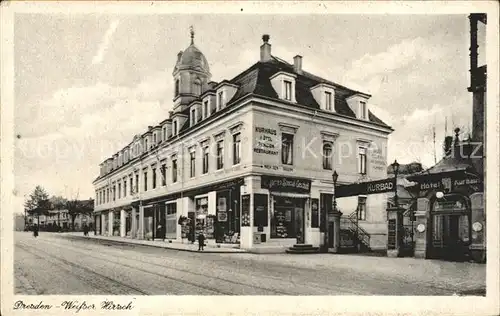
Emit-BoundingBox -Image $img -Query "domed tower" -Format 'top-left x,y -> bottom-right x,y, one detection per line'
172,26 -> 211,112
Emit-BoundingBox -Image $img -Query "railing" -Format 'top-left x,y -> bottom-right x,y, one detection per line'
340,211 -> 371,250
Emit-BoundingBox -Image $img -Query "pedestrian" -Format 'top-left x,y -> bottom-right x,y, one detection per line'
157,224 -> 165,241
33,224 -> 39,238
83,223 -> 89,236
197,232 -> 205,251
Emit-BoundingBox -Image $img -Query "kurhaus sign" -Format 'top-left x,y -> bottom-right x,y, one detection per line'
261,175 -> 311,193
254,126 -> 279,156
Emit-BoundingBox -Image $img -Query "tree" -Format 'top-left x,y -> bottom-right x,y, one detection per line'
66,198 -> 94,231
24,186 -> 50,225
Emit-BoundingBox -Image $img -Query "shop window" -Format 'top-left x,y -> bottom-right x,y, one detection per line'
281,133 -> 294,165
357,196 -> 367,221
195,197 -> 213,239
271,197 -> 303,239
322,142 -> 333,170
233,133 -> 241,165
165,203 -> 177,239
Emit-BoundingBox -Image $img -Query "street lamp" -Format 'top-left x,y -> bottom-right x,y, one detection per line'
332,171 -> 338,212
391,160 -> 400,208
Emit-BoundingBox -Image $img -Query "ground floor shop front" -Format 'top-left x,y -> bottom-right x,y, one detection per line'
93,174 -> 372,251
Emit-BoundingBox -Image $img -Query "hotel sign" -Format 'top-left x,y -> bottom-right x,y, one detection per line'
261,175 -> 311,194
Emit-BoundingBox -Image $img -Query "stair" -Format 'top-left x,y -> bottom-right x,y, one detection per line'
286,244 -> 320,254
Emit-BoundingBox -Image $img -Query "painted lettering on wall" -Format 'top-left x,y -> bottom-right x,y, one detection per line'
369,148 -> 386,171
254,126 -> 279,155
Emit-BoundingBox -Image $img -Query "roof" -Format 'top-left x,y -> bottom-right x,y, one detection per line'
407,155 -> 477,181
225,56 -> 390,127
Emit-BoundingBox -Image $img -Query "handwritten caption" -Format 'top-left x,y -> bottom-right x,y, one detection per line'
13,299 -> 135,313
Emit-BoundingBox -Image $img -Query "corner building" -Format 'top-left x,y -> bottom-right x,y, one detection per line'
92,32 -> 393,251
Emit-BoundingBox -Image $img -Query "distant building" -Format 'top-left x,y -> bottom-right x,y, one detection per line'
27,209 -> 94,231
14,214 -> 25,231
93,30 -> 393,252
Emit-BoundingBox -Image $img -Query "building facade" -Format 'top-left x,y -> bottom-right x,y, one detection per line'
92,31 -> 393,251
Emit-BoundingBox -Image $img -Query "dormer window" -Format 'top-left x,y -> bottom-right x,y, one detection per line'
325,91 -> 332,111
203,100 -> 209,119
175,79 -> 180,97
269,71 -> 297,103
359,101 -> 367,120
163,127 -> 166,141
190,108 -> 197,126
217,90 -> 224,110
346,94 -> 370,120
173,120 -> 178,136
284,80 -> 292,101
194,78 -> 202,96
144,138 -> 149,151
153,134 -> 157,144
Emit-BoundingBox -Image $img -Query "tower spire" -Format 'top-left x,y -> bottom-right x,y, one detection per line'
190,25 -> 194,45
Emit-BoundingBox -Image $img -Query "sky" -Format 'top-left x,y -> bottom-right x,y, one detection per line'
13,13 -> 485,208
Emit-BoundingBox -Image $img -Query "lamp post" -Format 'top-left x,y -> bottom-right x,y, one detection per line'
332,171 -> 338,212
391,160 -> 400,208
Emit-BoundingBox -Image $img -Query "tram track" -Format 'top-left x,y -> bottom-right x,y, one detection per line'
33,238 -> 299,295
16,242 -> 151,295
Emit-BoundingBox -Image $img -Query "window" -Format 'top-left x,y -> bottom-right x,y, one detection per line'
123,180 -> 127,197
322,142 -> 333,170
190,151 -> 196,178
203,100 -> 209,119
202,146 -> 209,174
161,163 -> 166,186
357,197 -> 367,220
152,167 -> 157,189
190,108 -> 196,126
173,120 -> 178,136
216,140 -> 224,169
218,91 -> 224,109
194,79 -> 202,95
281,133 -> 294,165
129,176 -> 133,195
325,91 -> 332,111
358,147 -> 367,175
113,185 -> 116,201
118,183 -> 121,199
172,158 -> 178,183
232,133 -> 241,165
175,79 -> 180,97
359,101 -> 367,119
143,171 -> 148,191
135,174 -> 139,193
106,188 -> 109,202
284,80 -> 292,101
163,127 -> 166,141
144,139 -> 149,151
153,134 -> 157,144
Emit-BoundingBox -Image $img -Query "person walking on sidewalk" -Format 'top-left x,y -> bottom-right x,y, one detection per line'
83,223 -> 89,236
197,232 -> 205,251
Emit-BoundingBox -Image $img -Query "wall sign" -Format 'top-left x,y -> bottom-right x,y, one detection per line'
261,175 -> 311,193
253,194 -> 268,227
369,148 -> 387,171
241,194 -> 251,227
253,126 -> 279,156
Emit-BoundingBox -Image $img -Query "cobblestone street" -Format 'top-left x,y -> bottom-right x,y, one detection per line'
14,232 -> 485,295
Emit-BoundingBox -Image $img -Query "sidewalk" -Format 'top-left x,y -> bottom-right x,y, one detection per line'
61,232 -> 247,253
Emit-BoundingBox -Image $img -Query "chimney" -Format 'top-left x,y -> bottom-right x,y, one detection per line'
443,136 -> 453,157
260,34 -> 272,62
293,55 -> 303,74
168,111 -> 173,118
148,125 -> 153,130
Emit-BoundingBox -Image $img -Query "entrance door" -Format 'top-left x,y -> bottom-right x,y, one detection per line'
432,214 -> 470,261
295,206 -> 305,243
